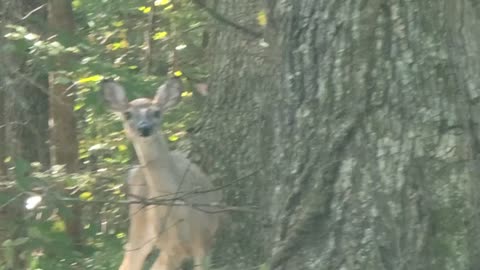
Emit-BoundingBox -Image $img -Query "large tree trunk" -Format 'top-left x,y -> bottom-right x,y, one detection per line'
194,1 -> 480,269
47,0 -> 82,248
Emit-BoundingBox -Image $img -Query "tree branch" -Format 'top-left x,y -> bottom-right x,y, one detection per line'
56,196 -> 259,213
192,0 -> 262,38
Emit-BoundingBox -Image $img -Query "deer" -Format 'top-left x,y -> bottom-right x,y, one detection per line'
101,77 -> 222,270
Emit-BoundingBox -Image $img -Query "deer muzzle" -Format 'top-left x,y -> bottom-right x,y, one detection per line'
137,121 -> 154,137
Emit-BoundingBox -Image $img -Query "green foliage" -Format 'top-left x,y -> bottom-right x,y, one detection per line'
1,0 -> 210,269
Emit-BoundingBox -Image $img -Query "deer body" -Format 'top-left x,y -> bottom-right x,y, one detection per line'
102,78 -> 221,270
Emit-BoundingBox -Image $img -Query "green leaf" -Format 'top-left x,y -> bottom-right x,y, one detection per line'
259,263 -> 270,270
257,10 -> 267,26
153,31 -> 168,40
109,40 -> 129,50
51,220 -> 66,232
79,191 -> 93,201
138,6 -> 152,13
25,195 -> 42,210
154,0 -> 170,6
4,32 -> 23,40
118,144 -> 128,151
173,70 -> 183,77
112,21 -> 124,27
24,33 -> 39,40
74,101 -> 85,111
77,75 -> 104,84
11,237 -> 29,246
168,134 -> 179,142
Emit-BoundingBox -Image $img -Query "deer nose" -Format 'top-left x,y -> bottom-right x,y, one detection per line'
137,122 -> 153,137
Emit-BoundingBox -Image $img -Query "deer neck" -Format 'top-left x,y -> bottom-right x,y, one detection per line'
132,133 -> 178,196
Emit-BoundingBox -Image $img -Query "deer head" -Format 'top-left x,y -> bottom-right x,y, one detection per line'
101,77 -> 183,139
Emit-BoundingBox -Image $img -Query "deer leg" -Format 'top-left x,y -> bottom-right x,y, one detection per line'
150,251 -> 169,270
119,167 -> 159,270
192,249 -> 207,270
151,251 -> 184,270
119,242 -> 153,270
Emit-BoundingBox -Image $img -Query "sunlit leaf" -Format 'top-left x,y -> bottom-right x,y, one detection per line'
257,10 -> 267,26
65,46 -> 80,53
164,4 -> 174,11
168,134 -> 179,142
77,75 -> 104,84
4,32 -> 22,40
110,39 -> 129,51
118,144 -> 128,151
74,101 -> 85,111
1,239 -> 12,247
24,33 -> 39,40
154,0 -> 170,6
51,220 -> 66,232
259,39 -> 269,48
138,6 -> 146,11
173,70 -> 183,77
116,232 -> 126,239
175,44 -> 187,50
4,156 -> 11,163
112,21 -> 124,27
79,191 -> 93,201
25,195 -> 42,210
181,91 -> 192,97
88,144 -> 107,151
72,0 -> 82,9
143,6 -> 152,13
153,31 -> 168,40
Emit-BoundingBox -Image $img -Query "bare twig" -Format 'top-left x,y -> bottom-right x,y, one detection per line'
132,168 -> 260,202
0,192 -> 25,210
56,196 -> 257,212
21,4 -> 46,20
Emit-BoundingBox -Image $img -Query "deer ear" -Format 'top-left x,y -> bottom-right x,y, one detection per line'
153,77 -> 183,111
101,79 -> 129,112
194,83 -> 209,96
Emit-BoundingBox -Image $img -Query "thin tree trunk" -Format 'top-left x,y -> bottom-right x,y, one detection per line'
194,1 -> 480,269
0,89 -> 6,176
47,0 -> 82,248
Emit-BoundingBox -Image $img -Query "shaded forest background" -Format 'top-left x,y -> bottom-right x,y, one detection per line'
0,0 -> 224,268
1,1 -> 480,270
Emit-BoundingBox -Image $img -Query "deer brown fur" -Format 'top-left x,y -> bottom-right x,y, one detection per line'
102,78 -> 222,270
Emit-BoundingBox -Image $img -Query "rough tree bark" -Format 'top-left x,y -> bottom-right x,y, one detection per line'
194,1 -> 480,269
47,0 -> 82,248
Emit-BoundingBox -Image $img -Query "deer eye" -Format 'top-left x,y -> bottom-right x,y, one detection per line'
152,110 -> 161,118
123,111 -> 132,120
